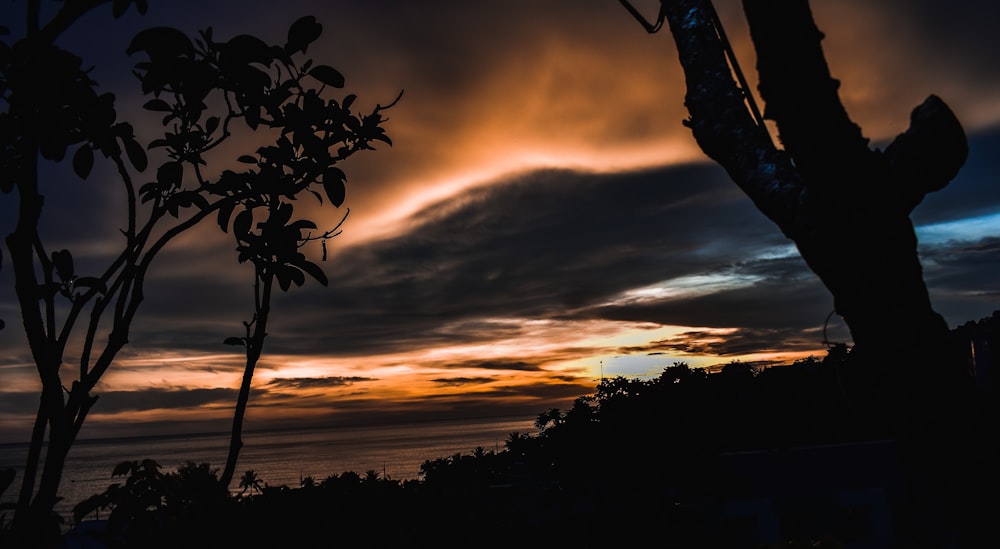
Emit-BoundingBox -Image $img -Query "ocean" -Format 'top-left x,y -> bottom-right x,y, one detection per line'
0,416 -> 537,522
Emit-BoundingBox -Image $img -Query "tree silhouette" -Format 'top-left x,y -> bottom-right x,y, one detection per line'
0,2 -> 393,542
182,14 -> 400,489
619,0 -> 985,544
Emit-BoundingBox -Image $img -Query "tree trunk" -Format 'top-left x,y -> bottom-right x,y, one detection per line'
219,274 -> 273,489
657,0 -> 986,544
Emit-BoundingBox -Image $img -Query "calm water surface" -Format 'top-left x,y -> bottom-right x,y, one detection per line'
0,416 -> 537,521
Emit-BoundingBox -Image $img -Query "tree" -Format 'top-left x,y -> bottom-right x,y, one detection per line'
0,1 -> 393,543
619,0 -> 986,544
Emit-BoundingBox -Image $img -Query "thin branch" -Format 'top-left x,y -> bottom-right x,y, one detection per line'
112,151 -> 137,243
32,236 -> 56,344
38,0 -> 112,44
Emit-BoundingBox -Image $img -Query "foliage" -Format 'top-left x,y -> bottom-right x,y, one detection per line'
0,2 -> 395,539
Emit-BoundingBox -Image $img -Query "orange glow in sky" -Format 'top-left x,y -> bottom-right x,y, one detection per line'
2,0 -> 999,440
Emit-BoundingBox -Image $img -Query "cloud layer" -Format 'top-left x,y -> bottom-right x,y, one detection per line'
1,0 -> 998,440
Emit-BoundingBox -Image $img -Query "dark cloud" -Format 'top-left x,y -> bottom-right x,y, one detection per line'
273,163 -> 783,353
431,378 -> 496,387
90,388 -> 237,414
265,377 -> 375,391
417,381 -> 596,404
0,387 -> 238,419
116,121 -> 1000,361
443,360 -> 540,372
2,0 -> 999,442
626,326 -> 821,357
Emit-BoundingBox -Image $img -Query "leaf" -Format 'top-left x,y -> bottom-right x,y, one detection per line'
222,34 -> 273,67
217,200 -> 236,233
298,260 -> 328,286
143,98 -> 171,112
112,0 -> 129,18
127,27 -> 195,60
308,65 -> 344,88
286,16 -> 322,54
237,155 -> 257,164
112,461 -> 135,478
288,266 -> 305,287
223,337 -> 245,346
123,137 -> 148,171
275,269 -> 291,292
244,106 -> 260,130
322,178 -> 345,208
72,145 -> 94,179
205,116 -> 220,135
289,219 -> 317,231
74,277 -> 108,295
233,208 -> 253,238
139,181 -> 161,203
156,161 -> 183,187
51,250 -> 74,282
73,493 -> 110,525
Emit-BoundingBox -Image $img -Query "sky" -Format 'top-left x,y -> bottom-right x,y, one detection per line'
1,0 -> 999,441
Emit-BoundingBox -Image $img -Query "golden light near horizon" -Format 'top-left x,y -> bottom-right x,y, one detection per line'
2,0 -> 998,443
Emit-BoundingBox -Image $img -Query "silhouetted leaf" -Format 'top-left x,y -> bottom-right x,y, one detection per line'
289,219 -> 317,232
222,35 -> 272,67
52,250 -> 74,282
237,155 -> 257,164
298,260 -> 328,286
286,16 -> 322,54
224,337 -> 244,346
244,106 -> 260,130
72,145 -> 93,179
123,137 -> 148,171
135,0 -> 148,14
308,65 -> 344,88
73,492 -> 109,524
170,190 -> 209,211
138,181 -> 161,203
276,269 -> 291,291
322,177 -> 345,207
217,200 -> 236,233
127,27 -> 194,60
112,0 -> 129,18
156,161 -> 182,187
112,461 -> 135,478
143,99 -> 171,112
74,277 -> 108,295
272,202 -> 294,227
233,209 -> 253,237
289,266 -> 305,287
205,116 -> 220,135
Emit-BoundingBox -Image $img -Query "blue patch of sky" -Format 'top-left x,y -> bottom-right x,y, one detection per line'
915,211 -> 1000,246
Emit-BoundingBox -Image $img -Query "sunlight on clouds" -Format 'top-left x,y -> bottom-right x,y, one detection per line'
98,353 -> 247,391
916,212 -> 1000,246
603,272 -> 765,307
343,138 -> 700,245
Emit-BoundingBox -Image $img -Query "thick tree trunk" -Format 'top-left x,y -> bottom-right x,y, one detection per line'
658,0 -> 986,545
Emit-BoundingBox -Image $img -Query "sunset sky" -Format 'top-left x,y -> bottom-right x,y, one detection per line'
1,0 -> 998,441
